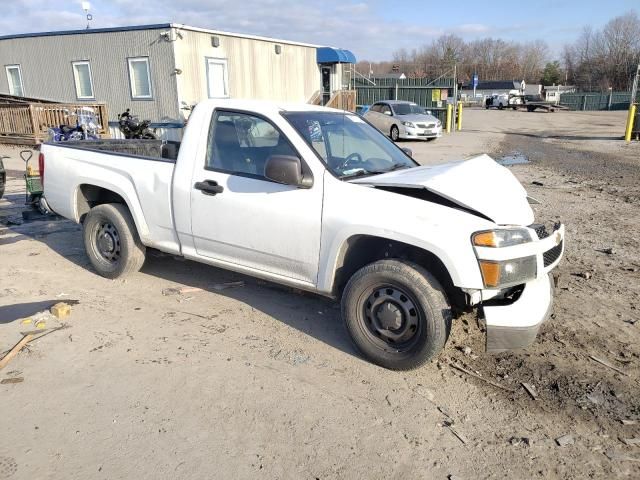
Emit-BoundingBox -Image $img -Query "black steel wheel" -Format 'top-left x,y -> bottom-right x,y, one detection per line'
342,259 -> 452,370
83,203 -> 146,279
360,284 -> 423,352
94,222 -> 121,264
390,125 -> 400,141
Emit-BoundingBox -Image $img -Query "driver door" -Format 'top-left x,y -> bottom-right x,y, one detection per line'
189,110 -> 323,284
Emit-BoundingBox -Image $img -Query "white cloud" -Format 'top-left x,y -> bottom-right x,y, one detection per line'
0,0 -> 524,60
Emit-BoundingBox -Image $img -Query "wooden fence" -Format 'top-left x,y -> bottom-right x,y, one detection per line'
0,102 -> 109,144
326,90 -> 357,112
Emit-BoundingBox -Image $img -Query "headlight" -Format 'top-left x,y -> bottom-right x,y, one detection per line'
478,256 -> 537,288
472,228 -> 532,248
402,121 -> 415,128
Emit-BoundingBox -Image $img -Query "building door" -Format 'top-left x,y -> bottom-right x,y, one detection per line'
321,66 -> 331,105
206,58 -> 229,98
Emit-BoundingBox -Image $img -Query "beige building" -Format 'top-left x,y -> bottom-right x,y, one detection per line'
0,23 -> 356,139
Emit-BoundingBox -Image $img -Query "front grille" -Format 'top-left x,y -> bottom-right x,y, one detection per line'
529,223 -> 549,239
416,123 -> 436,129
543,240 -> 563,267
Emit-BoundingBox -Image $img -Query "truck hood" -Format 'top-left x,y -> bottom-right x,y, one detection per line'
351,154 -> 534,225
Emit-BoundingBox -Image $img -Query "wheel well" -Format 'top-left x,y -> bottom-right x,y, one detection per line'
77,184 -> 127,223
332,235 -> 466,311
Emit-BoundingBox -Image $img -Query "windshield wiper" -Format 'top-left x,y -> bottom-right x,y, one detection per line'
339,168 -> 374,179
370,163 -> 411,174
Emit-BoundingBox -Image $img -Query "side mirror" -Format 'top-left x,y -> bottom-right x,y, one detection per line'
383,110 -> 392,116
425,110 -> 432,115
265,155 -> 310,187
401,147 -> 413,158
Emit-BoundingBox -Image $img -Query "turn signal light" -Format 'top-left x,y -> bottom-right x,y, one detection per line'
479,261 -> 501,287
473,231 -> 497,247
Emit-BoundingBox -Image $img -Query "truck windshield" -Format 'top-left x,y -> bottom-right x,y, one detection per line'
283,112 -> 416,179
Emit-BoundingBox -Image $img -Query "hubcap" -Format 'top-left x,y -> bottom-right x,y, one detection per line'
362,286 -> 421,350
95,222 -> 121,263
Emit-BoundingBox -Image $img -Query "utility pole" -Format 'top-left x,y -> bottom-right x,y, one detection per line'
452,64 -> 458,135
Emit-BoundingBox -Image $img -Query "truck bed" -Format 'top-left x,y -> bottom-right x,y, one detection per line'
53,139 -> 181,162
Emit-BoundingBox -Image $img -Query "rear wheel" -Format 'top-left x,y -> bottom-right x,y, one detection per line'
498,103 -> 504,110
390,125 -> 400,141
83,203 -> 146,279
341,259 -> 452,370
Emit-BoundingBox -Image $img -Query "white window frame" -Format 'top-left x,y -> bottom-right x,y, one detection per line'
127,57 -> 153,100
71,61 -> 95,100
205,57 -> 229,99
5,64 -> 24,96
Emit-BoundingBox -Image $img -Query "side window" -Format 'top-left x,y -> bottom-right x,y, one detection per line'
206,111 -> 299,179
72,61 -> 94,99
380,104 -> 392,115
5,65 -> 24,96
127,57 -> 152,99
370,103 -> 381,113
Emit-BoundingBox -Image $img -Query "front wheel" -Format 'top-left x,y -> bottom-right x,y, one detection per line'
341,259 -> 452,370
83,203 -> 146,279
390,125 -> 400,142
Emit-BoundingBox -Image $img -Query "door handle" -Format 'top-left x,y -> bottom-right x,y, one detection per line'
194,180 -> 224,196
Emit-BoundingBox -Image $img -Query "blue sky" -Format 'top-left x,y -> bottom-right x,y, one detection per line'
2,0 -> 638,60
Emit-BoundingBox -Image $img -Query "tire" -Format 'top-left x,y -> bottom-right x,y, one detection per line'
498,103 -> 504,110
390,125 -> 399,142
341,259 -> 452,370
83,203 -> 146,279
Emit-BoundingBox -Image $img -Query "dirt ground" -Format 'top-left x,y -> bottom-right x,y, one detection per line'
1,108 -> 639,480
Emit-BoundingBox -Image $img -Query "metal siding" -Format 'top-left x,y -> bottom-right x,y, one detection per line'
0,29 -> 179,122
560,91 -> 638,111
174,29 -> 319,105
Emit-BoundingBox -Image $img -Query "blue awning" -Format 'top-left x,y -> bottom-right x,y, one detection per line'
317,47 -> 356,64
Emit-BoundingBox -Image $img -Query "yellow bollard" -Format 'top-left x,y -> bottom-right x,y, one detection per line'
457,101 -> 463,131
625,104 -> 636,142
446,103 -> 452,133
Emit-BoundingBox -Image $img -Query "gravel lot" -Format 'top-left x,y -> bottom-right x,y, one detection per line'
1,108 -> 639,479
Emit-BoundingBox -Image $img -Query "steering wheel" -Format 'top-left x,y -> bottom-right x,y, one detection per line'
339,152 -> 363,170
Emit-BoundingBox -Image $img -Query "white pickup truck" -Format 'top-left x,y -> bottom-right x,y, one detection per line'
41,99 -> 565,370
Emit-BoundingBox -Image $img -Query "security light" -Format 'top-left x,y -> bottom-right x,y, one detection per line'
275,45 -> 281,54
211,36 -> 220,47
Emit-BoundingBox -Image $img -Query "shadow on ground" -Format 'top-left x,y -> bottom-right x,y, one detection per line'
0,300 -> 59,323
2,215 -> 356,359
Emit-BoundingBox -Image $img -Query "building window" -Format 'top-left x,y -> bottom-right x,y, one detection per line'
72,61 -> 94,99
5,65 -> 24,97
206,58 -> 228,99
127,57 -> 152,99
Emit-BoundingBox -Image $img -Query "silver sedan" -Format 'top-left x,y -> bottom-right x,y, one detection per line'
363,100 -> 442,141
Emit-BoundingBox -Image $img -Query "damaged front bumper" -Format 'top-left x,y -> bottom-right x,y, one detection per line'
483,273 -> 554,352
473,222 -> 565,352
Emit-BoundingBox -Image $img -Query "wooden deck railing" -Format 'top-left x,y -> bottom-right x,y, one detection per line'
325,90 -> 356,112
307,90 -> 322,106
0,102 -> 109,144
